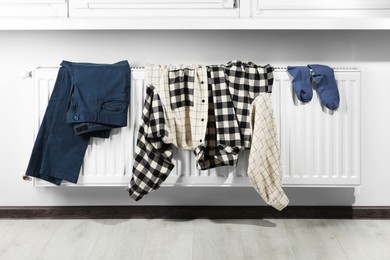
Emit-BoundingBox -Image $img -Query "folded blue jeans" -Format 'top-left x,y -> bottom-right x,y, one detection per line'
25,60 -> 130,185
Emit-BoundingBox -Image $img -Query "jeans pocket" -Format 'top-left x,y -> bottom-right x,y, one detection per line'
102,100 -> 128,112
168,68 -> 195,110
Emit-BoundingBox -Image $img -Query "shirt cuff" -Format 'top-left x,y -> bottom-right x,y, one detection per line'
269,192 -> 290,211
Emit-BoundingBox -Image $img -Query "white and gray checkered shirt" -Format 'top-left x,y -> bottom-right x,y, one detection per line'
127,61 -> 288,210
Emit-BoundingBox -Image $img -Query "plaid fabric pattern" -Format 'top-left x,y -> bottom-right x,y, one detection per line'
208,66 -> 242,165
223,61 -> 274,148
147,64 -> 208,149
128,61 -> 277,201
195,61 -> 274,170
248,93 -> 289,211
127,85 -> 174,201
194,71 -> 224,169
168,68 -> 195,109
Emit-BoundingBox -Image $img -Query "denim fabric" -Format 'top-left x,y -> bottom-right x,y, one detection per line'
63,60 -> 130,135
25,60 -> 130,185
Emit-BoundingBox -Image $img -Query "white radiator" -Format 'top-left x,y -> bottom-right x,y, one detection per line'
31,66 -> 361,187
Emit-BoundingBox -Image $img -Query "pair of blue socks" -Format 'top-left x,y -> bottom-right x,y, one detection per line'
287,64 -> 340,110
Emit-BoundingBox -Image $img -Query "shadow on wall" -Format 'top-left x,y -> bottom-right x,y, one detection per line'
32,186 -> 356,206
1,30 -> 390,65
284,187 -> 356,206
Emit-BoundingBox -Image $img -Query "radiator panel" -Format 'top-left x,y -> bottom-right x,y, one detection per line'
275,70 -> 361,185
32,67 -> 361,187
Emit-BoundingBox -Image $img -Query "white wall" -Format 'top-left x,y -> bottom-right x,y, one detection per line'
0,30 -> 389,206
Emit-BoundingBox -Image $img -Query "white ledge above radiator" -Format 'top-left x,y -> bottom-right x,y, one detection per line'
30,66 -> 361,188
2,17 -> 390,30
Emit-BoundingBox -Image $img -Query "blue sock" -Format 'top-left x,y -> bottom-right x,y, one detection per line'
287,66 -> 313,103
307,64 -> 340,110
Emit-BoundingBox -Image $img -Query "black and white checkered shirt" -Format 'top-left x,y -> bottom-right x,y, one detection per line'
128,61 -> 274,201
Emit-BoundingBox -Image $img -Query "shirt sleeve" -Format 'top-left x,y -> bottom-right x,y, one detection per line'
248,93 -> 289,211
127,86 -> 174,201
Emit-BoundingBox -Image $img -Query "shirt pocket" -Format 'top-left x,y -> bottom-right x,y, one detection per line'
168,68 -> 195,110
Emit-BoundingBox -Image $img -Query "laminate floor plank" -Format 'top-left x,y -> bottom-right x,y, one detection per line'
1,219 -> 390,260
0,220 -> 16,241
284,219 -> 348,260
141,219 -> 194,260
37,220 -> 104,260
238,219 -> 296,260
342,220 -> 390,260
88,219 -> 148,260
373,219 -> 390,245
0,220 -> 54,260
328,220 -> 376,260
308,220 -> 349,260
192,219 -> 244,260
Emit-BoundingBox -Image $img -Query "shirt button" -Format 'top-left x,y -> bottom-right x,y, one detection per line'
73,115 -> 79,121
201,81 -> 204,84
202,99 -> 205,103
200,139 -> 203,143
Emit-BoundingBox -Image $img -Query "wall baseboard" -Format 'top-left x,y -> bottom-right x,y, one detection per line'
0,206 -> 390,219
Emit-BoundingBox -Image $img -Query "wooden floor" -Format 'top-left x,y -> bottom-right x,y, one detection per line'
0,219 -> 390,260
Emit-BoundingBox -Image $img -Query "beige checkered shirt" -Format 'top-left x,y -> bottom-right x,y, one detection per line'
146,64 -> 208,150
248,93 -> 289,211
